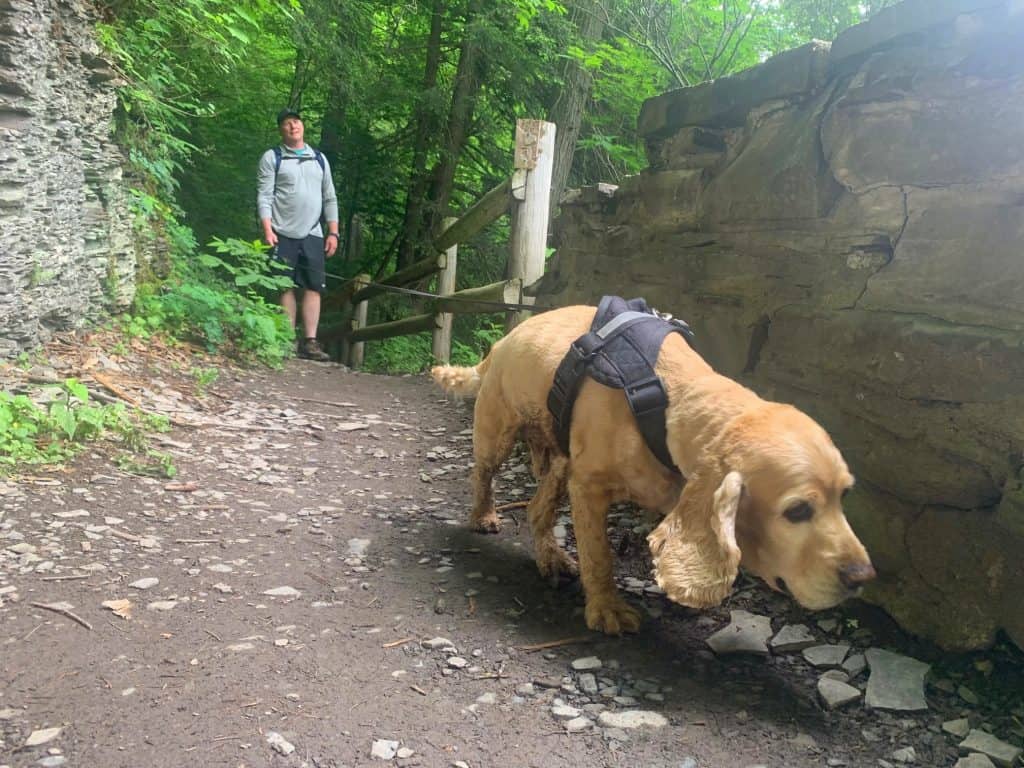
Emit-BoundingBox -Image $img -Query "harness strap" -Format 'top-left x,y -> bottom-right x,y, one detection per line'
594,310 -> 654,339
547,332 -> 604,456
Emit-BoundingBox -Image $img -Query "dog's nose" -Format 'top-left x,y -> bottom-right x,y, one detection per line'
839,562 -> 876,590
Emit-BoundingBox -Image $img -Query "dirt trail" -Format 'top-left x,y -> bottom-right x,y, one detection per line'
1,360 -> 1019,768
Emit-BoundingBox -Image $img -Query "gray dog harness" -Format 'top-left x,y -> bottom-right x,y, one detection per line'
546,296 -> 695,472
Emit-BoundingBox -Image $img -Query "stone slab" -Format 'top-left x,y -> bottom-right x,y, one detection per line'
639,41 -> 830,139
865,649 -> 930,711
830,0 -> 1006,68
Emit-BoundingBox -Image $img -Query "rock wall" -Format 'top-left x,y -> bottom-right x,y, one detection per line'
539,0 -> 1024,651
0,0 -> 138,356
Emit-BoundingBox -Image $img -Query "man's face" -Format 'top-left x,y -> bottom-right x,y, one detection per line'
279,116 -> 304,145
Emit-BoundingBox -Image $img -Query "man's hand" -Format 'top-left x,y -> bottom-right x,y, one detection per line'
263,229 -> 278,247
325,232 -> 339,258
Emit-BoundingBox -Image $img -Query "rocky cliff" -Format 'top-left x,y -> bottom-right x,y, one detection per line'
540,0 -> 1024,650
0,0 -> 138,356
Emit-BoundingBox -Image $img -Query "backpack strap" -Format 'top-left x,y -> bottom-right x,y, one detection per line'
272,146 -> 326,191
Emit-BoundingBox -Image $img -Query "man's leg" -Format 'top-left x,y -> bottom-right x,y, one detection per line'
294,235 -> 330,361
300,289 -> 321,339
280,289 -> 297,328
273,236 -> 300,329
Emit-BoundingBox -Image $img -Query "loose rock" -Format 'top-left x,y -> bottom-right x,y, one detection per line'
706,610 -> 772,655
958,729 -> 1023,767
954,755 -> 997,768
597,710 -> 668,729
266,731 -> 295,756
24,727 -> 62,747
564,716 -> 593,733
942,718 -> 971,738
262,586 -> 300,597
802,644 -> 850,668
371,739 -> 399,760
865,649 -> 930,712
770,623 -> 817,652
817,677 -> 862,710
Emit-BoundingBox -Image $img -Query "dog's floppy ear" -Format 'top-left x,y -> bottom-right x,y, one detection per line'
647,471 -> 743,609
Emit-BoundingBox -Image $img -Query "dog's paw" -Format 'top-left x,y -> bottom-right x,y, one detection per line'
536,548 -> 579,583
585,596 -> 641,635
470,512 -> 502,534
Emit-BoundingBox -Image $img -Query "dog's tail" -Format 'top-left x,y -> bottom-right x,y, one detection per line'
430,355 -> 491,399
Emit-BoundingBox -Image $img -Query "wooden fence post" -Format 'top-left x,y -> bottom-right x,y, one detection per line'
432,217 -> 458,364
348,273 -> 370,368
507,118 -> 556,332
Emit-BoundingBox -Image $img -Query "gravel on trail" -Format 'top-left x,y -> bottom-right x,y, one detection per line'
2,357 -> 1022,768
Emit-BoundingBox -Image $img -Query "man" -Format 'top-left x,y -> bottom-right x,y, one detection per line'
257,108 -> 339,361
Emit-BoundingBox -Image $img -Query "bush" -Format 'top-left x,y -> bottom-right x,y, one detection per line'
130,237 -> 295,366
362,315 -> 505,374
0,379 -> 174,476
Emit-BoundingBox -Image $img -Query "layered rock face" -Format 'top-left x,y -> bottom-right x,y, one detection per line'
540,0 -> 1024,650
0,0 -> 138,356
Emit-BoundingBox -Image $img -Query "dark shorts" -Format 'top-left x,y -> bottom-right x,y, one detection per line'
271,234 -> 326,294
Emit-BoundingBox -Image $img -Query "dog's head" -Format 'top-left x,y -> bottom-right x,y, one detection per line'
648,404 -> 875,610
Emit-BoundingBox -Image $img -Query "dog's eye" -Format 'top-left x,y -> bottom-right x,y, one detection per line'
784,501 -> 814,523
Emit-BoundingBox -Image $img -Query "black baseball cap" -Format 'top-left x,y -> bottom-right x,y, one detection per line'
277,108 -> 302,126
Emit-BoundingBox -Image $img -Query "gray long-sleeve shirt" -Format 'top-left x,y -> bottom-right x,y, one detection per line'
256,145 -> 339,239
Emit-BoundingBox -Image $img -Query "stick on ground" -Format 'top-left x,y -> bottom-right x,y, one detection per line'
495,501 -> 529,513
518,636 -> 593,653
30,601 -> 93,631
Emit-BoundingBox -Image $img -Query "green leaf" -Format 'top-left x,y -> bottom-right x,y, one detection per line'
49,402 -> 77,441
64,378 -> 89,404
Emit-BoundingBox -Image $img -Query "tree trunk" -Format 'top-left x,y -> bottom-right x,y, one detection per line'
396,0 -> 445,271
423,0 -> 484,244
547,0 -> 605,220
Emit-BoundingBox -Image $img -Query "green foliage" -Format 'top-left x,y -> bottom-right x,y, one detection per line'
95,0 -> 297,369
98,0 -> 898,375
191,366 -> 220,394
116,449 -> 178,478
0,379 -> 173,475
133,279 -> 294,368
362,315 -> 504,374
363,332 -> 434,375
451,317 -> 505,366
201,238 -> 294,294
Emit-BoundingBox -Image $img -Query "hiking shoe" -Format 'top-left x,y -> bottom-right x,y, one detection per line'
298,338 -> 330,362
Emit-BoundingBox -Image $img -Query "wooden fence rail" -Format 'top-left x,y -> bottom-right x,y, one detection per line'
336,119 -> 555,367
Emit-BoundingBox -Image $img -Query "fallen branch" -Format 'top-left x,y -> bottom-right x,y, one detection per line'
30,601 -> 93,630
91,371 -> 140,406
24,373 -> 195,427
382,637 -> 414,649
175,539 -> 220,545
518,636 -> 593,653
39,574 -> 90,581
496,501 -> 529,513
287,395 -> 358,409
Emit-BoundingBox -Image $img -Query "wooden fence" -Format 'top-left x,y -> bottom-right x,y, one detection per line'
334,119 -> 556,367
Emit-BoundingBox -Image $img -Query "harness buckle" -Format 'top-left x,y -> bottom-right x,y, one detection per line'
572,332 -> 603,358
624,375 -> 668,416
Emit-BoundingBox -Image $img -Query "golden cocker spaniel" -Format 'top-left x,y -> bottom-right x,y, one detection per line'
432,305 -> 875,635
